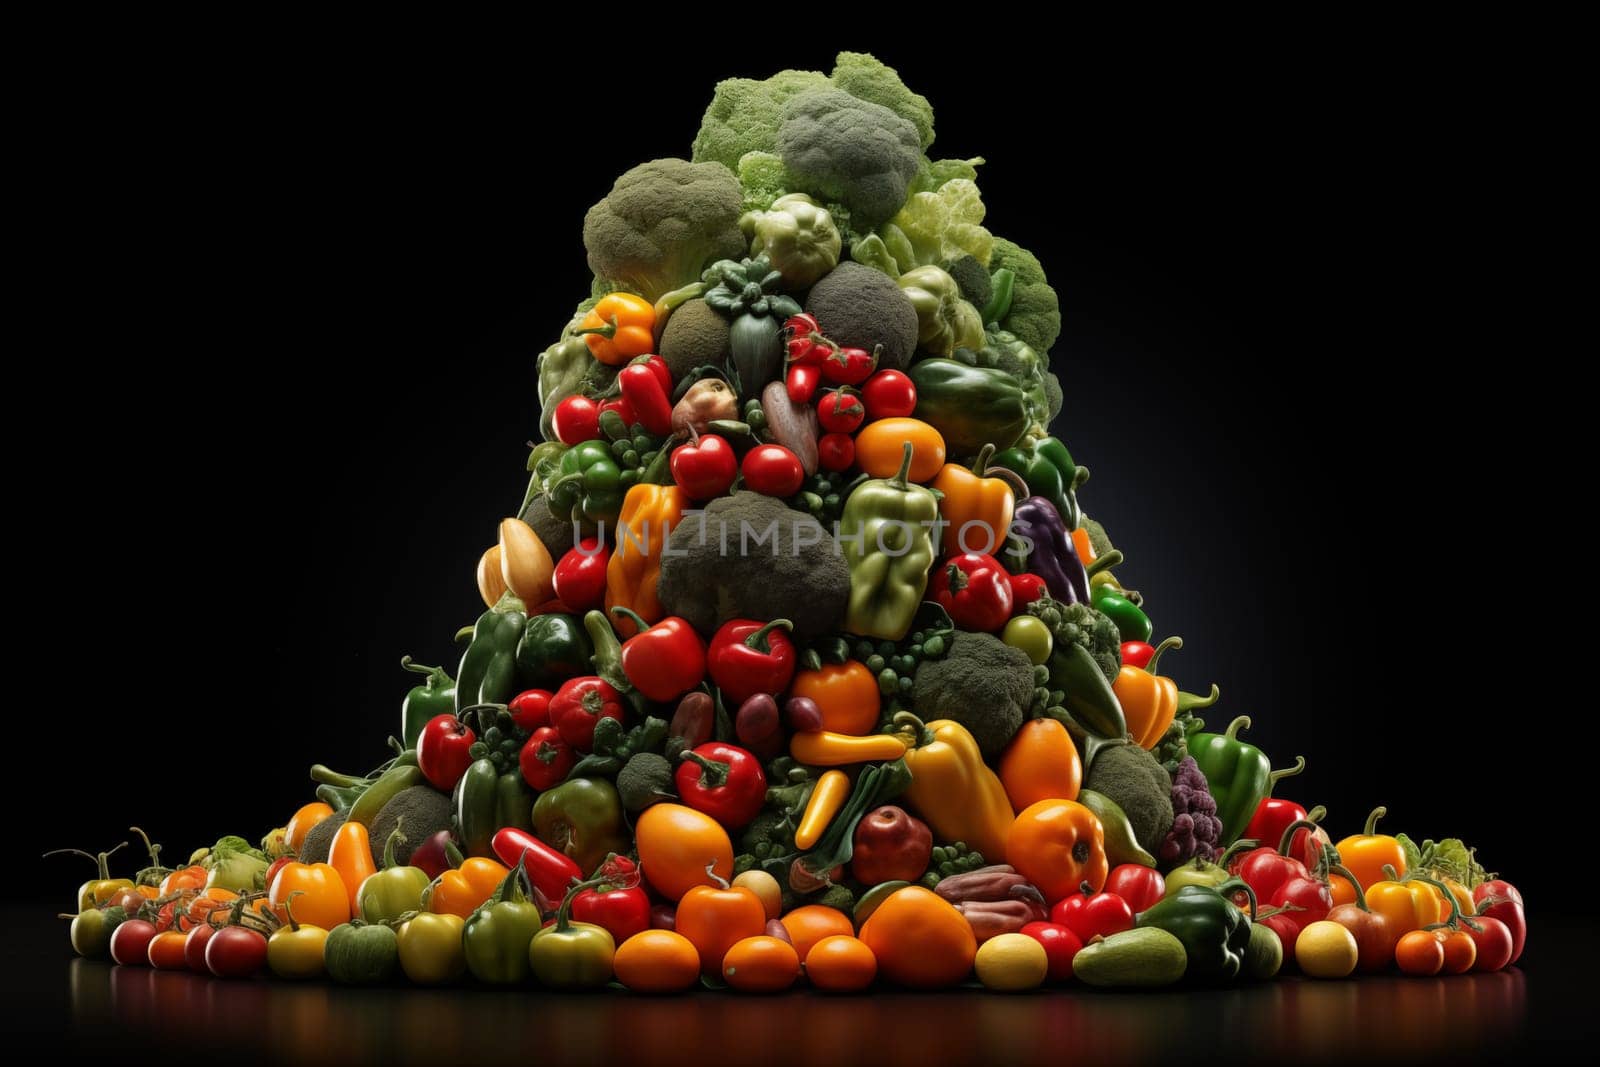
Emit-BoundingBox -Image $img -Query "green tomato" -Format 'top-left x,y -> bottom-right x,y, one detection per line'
397,913 -> 467,985
323,921 -> 399,985
528,921 -> 615,989
69,907 -> 125,959
1002,616 -> 1053,665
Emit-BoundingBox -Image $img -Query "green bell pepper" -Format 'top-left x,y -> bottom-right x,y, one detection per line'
994,435 -> 1085,530
515,612 -> 594,689
537,308 -> 617,443
907,357 -> 1029,458
463,856 -> 543,985
547,439 -> 627,526
1188,716 -> 1305,846
527,876 -> 617,988
357,823 -> 432,923
841,443 -> 938,641
399,657 -> 456,749
897,265 -> 985,358
532,777 -> 629,878
1135,878 -> 1257,984
456,592 -> 527,712
1092,584 -> 1153,644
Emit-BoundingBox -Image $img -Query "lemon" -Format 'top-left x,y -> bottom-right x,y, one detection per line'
974,933 -> 1047,991
1296,920 -> 1358,978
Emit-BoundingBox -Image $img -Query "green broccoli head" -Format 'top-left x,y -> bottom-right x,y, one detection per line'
582,158 -> 749,304
777,89 -> 922,234
1084,744 -> 1176,857
617,753 -> 674,814
692,69 -> 832,172
910,631 -> 1034,760
657,492 -> 849,641
803,261 -> 921,372
658,298 -> 731,382
1043,370 -> 1063,424
988,237 -> 1061,354
1026,596 -> 1122,681
829,52 -> 935,151
945,255 -> 992,311
370,785 -> 453,867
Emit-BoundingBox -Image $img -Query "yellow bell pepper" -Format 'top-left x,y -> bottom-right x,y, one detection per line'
892,712 -> 1013,865
931,444 -> 1021,556
605,484 -> 687,637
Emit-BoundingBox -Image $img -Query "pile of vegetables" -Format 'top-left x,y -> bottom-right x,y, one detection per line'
53,53 -> 1528,994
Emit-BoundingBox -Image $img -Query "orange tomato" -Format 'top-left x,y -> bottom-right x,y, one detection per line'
805,935 -> 877,992
854,418 -> 946,482
1439,877 -> 1475,919
634,803 -> 734,901
998,719 -> 1082,813
187,887 -> 239,924
676,882 -> 765,976
135,885 -> 161,899
147,930 -> 190,970
268,862 -> 349,931
284,802 -> 335,854
1008,799 -> 1108,903
858,886 -> 976,988
779,904 -> 854,962
160,865 -> 207,896
1330,874 -> 1357,908
722,935 -> 800,993
613,930 -> 701,993
427,858 -> 509,919
1438,928 -> 1477,974
327,821 -> 377,913
788,662 -> 880,736
1394,928 -> 1444,976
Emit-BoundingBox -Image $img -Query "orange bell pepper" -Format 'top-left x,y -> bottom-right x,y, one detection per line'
578,292 -> 656,366
1334,806 -> 1408,890
894,712 -> 1013,865
1365,868 -> 1445,935
426,850 -> 510,919
788,661 -> 880,735
328,821 -> 376,913
998,718 -> 1082,813
675,874 -> 766,975
268,861 -> 350,931
931,444 -> 1020,556
605,484 -> 687,636
1008,798 -> 1109,903
1114,636 -> 1185,749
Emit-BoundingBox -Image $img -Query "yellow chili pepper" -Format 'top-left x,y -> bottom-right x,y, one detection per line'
790,731 -> 909,766
578,292 -> 656,366
931,444 -> 1021,556
1113,636 -> 1184,749
605,484 -> 687,637
893,712 -> 1013,865
794,771 -> 851,850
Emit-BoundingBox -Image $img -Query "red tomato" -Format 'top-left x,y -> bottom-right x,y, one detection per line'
184,923 -> 218,973
818,433 -> 854,472
1103,864 -> 1165,913
110,919 -> 159,966
553,395 -> 602,444
818,345 -> 877,386
1050,888 -> 1134,942
671,434 -> 738,500
1008,573 -> 1048,610
861,370 -> 916,420
520,725 -> 576,790
599,395 -> 637,427
417,714 -> 476,791
741,444 -> 805,498
508,688 -> 555,731
1464,915 -> 1514,972
816,387 -> 866,434
553,539 -> 610,612
205,926 -> 268,979
1020,921 -> 1083,982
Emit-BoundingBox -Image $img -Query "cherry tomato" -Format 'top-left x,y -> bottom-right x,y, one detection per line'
818,344 -> 877,386
1438,928 -> 1477,974
861,369 -> 916,420
1464,915 -> 1513,972
817,432 -> 854,472
1103,864 -> 1165,913
184,922 -> 219,973
553,395 -> 602,444
508,688 -> 555,731
1019,921 -> 1082,982
817,387 -> 866,434
110,919 -> 159,966
1394,929 -> 1444,976
206,925 -> 268,979
741,444 -> 805,498
417,713 -> 477,791
146,929 -> 190,970
552,539 -> 610,612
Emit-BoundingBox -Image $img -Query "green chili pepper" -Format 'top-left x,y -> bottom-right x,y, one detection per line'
982,268 -> 1015,324
842,442 -> 938,641
532,778 -> 629,879
1048,642 -> 1128,742
547,439 -> 626,526
1092,584 -> 1153,644
993,435 -> 1086,529
1135,878 -> 1257,984
463,855 -> 543,985
1187,716 -> 1305,846
456,593 -> 527,712
514,613 -> 593,689
399,657 -> 456,749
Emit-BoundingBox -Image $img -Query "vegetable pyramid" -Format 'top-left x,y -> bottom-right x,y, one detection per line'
61,54 -> 1526,991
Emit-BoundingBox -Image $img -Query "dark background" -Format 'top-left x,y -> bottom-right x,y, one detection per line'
20,40 -> 1576,927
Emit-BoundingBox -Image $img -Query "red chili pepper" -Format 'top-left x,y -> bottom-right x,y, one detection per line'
817,386 -> 866,434
518,725 -> 574,790
1103,864 -> 1165,913
670,432 -> 738,500
1008,572 -> 1048,612
553,539 -> 610,613
817,432 -> 854,472
1120,640 -> 1157,670
619,362 -> 673,436
610,607 -> 707,703
860,369 -> 916,420
741,443 -> 805,497
569,854 -> 651,944
599,394 -> 637,427
417,714 -> 476,791
786,363 -> 822,403
491,826 -> 584,909
508,689 -> 553,731
707,618 -> 797,704
553,395 -> 603,445
674,742 -> 767,830
631,353 -> 671,394
930,552 -> 1014,632
1050,883 -> 1135,940
819,342 -> 879,386
548,676 -> 624,752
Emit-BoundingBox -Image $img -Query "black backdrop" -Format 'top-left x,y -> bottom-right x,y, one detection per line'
24,44 -> 1567,913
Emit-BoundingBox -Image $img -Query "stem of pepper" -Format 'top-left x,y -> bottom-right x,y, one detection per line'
1216,877 -> 1258,920
680,750 -> 731,789
1222,716 -> 1252,742
742,618 -> 793,653
1218,839 -> 1261,869
1143,636 -> 1183,675
1361,806 -> 1388,836
888,441 -> 915,490
382,819 -> 408,869
553,875 -> 608,933
43,844 -> 127,880
1327,859 -> 1372,911
890,710 -> 936,748
969,444 -> 996,477
1267,756 -> 1306,787
573,315 -> 619,340
401,656 -> 444,677
128,827 -> 162,869
1276,819 -> 1322,857
988,465 -> 1031,500
1176,684 -> 1220,713
1084,550 -> 1124,579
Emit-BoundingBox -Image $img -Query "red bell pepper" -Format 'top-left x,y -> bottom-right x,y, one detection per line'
598,394 -> 636,428
519,725 -> 575,791
508,689 -> 553,731
634,353 -> 671,394
619,361 -> 673,436
1473,879 -> 1526,964
609,607 -> 707,702
930,552 -> 1014,632
491,826 -> 583,909
1049,882 -> 1135,941
553,539 -> 610,613
1008,572 -> 1048,611
417,714 -> 475,791
1103,864 -> 1165,913
1231,819 -> 1333,938
569,854 -> 651,944
707,618 -> 797,704
674,742 -> 767,830
549,676 -> 624,752
670,432 -> 738,501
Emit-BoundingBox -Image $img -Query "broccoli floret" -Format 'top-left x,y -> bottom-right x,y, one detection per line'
812,882 -> 856,912
617,753 -> 674,814
1026,596 -> 1122,682
692,69 -> 832,171
657,492 -> 849,641
736,150 -> 791,214
740,808 -> 800,864
1083,744 -> 1175,857
370,786 -> 453,867
777,89 -> 922,234
583,159 -> 748,304
1043,370 -> 1063,424
1161,757 -> 1223,866
658,298 -> 731,383
803,261 -> 920,372
909,632 -> 1034,760
829,52 -> 935,151
298,810 -> 346,866
945,255 -> 992,311
1080,516 -> 1114,560
988,237 -> 1061,354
